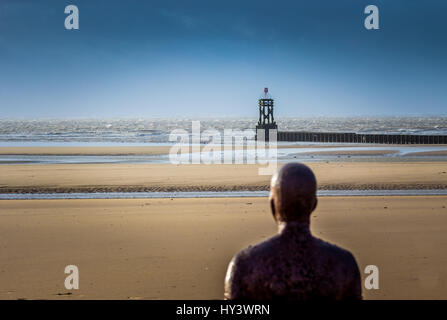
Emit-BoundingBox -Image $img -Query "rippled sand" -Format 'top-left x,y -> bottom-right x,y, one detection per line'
1,161 -> 446,193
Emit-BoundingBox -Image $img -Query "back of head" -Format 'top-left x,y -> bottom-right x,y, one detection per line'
270,162 -> 317,222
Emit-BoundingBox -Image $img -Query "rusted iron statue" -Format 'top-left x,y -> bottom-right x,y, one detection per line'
224,163 -> 362,300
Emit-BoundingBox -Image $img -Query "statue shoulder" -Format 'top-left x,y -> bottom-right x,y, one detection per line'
313,237 -> 362,299
312,237 -> 361,278
224,237 -> 280,300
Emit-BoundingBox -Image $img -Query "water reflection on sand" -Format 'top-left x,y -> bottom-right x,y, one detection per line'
1,144 -> 447,165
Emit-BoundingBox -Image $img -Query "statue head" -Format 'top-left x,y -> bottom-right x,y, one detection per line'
269,162 -> 318,223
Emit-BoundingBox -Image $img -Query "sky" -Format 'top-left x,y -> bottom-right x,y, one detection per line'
0,0 -> 446,118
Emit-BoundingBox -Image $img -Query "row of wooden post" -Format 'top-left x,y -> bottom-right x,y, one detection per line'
276,131 -> 447,144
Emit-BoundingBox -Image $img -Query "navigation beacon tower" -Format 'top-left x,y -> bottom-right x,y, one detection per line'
255,87 -> 277,141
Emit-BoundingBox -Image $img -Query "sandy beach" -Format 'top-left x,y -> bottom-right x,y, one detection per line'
1,161 -> 446,193
0,196 -> 446,300
0,145 -> 446,300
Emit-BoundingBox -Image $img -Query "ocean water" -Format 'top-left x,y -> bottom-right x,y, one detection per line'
0,117 -> 446,146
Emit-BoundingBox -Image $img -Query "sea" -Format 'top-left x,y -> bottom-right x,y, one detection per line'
0,117 -> 446,146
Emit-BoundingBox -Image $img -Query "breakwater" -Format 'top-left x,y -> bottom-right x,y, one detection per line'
277,131 -> 447,144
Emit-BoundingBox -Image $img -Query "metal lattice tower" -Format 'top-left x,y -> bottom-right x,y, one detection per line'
256,88 -> 277,141
258,98 -> 275,125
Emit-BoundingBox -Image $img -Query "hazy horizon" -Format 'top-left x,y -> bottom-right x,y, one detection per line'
2,115 -> 447,121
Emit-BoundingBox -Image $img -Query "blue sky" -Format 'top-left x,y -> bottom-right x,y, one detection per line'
0,0 -> 446,118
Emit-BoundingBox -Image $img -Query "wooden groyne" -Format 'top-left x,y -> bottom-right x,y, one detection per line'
277,131 -> 447,144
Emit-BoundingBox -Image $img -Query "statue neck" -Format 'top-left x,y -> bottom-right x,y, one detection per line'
278,220 -> 311,239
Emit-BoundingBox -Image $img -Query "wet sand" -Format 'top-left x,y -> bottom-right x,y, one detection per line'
0,146 -> 173,156
0,196 -> 446,300
0,144 -> 349,156
1,162 -> 446,193
405,150 -> 447,156
1,144 -> 445,155
300,150 -> 398,156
